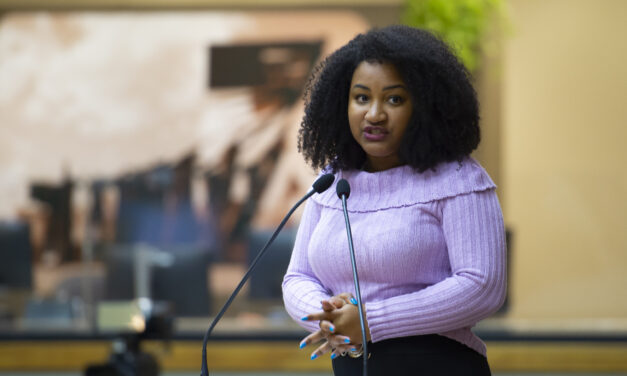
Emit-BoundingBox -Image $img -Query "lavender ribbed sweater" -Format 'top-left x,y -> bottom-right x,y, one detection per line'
282,157 -> 506,357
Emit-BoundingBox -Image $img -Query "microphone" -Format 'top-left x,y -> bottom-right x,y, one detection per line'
336,179 -> 368,376
336,178 -> 350,199
313,173 -> 335,194
200,173 -> 334,376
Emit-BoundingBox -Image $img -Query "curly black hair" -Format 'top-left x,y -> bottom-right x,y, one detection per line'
298,25 -> 480,173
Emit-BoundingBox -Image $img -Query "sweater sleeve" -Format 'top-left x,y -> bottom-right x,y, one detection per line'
282,200 -> 333,333
365,188 -> 507,342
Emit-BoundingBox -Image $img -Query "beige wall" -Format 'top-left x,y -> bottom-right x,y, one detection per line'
503,0 -> 627,320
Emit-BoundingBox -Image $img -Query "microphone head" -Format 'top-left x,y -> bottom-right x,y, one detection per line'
336,179 -> 350,199
312,173 -> 335,193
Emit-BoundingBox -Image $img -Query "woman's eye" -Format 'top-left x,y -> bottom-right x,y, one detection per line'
355,94 -> 368,103
388,95 -> 403,105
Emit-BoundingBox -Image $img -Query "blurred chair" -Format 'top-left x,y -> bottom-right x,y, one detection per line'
247,228 -> 296,300
30,181 -> 73,262
104,244 -> 213,317
0,221 -> 33,290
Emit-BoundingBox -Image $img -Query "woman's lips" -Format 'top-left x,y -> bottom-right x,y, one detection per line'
363,126 -> 388,141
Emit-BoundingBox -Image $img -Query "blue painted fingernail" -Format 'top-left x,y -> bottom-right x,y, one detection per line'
311,353 -> 318,360
329,325 -> 335,332
350,298 -> 358,305
301,316 -> 308,321
351,347 -> 357,351
331,353 -> 338,360
299,342 -> 306,349
344,338 -> 350,343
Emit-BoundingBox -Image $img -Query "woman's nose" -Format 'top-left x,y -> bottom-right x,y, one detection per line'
365,101 -> 386,123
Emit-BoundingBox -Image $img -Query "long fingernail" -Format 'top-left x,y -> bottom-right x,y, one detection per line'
331,353 -> 338,360
311,353 -> 318,360
329,325 -> 335,332
301,316 -> 308,321
350,297 -> 358,305
299,341 -> 306,349
344,338 -> 351,343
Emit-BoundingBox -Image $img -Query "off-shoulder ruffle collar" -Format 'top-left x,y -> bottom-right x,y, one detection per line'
311,157 -> 495,212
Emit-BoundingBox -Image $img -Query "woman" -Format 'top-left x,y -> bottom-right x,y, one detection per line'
282,25 -> 506,375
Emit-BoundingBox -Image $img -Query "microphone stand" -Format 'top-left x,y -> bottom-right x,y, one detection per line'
337,179 -> 368,376
200,174 -> 334,376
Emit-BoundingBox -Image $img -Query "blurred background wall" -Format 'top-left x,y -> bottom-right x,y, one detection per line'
0,0 -> 625,337
502,0 -> 627,322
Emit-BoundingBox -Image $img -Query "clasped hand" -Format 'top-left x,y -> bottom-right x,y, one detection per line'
300,292 -> 371,360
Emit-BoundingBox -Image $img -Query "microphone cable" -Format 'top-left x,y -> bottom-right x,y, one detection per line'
200,173 -> 334,376
336,178 -> 368,376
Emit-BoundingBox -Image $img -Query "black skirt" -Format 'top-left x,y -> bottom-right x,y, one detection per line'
331,334 -> 491,376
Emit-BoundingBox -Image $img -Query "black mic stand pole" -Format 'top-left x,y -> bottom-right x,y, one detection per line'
200,174 -> 334,376
337,179 -> 368,376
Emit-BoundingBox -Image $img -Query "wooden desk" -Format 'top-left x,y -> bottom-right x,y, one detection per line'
1,339 -> 626,373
